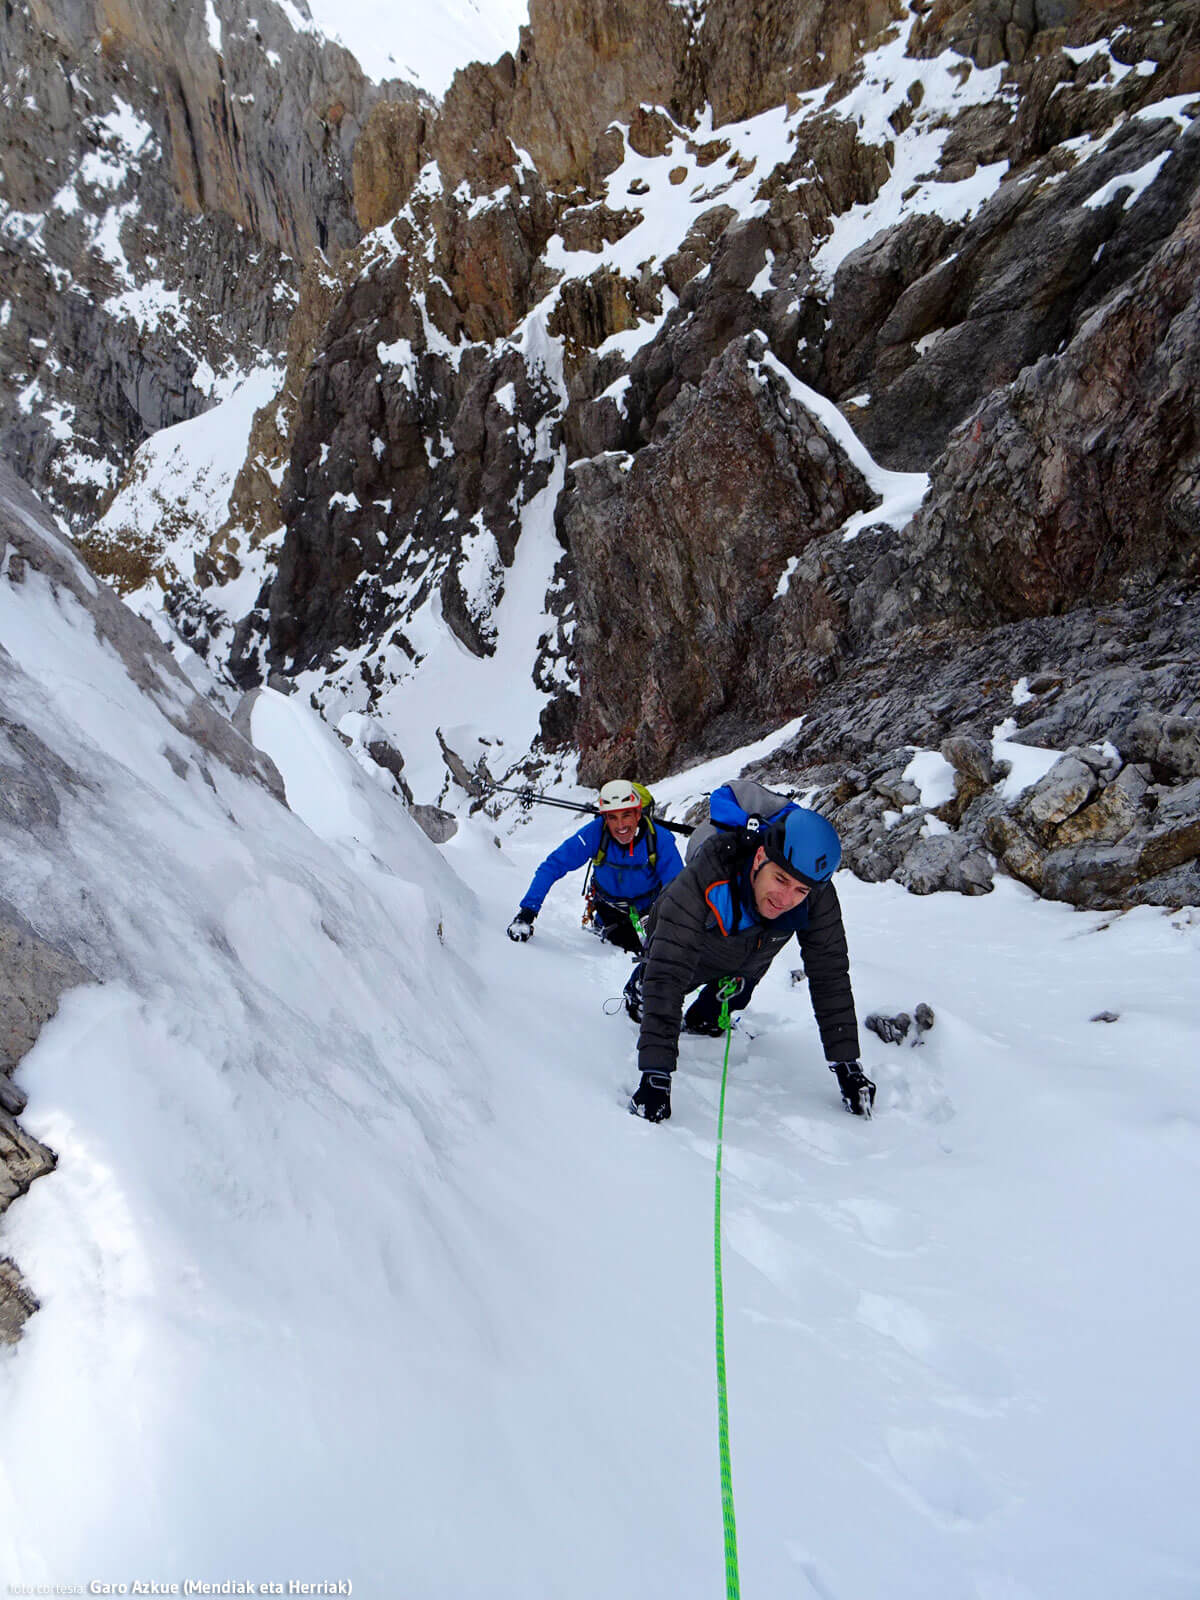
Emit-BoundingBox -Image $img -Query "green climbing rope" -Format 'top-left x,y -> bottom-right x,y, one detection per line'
714,976 -> 742,1599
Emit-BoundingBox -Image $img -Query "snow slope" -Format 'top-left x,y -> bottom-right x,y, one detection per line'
289,0 -> 529,96
2,519 -> 1200,1596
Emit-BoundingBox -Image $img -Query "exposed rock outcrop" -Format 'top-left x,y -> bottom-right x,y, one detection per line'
561,335 -> 877,781
0,900 -> 82,1342
693,0 -> 905,124
852,110 -> 1200,469
900,173 -> 1200,625
738,579 -> 1200,909
505,0 -> 693,188
7,0 -> 1199,920
0,0 -> 424,530
258,253 -> 563,678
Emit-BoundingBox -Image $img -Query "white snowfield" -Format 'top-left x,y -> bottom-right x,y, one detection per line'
2,535 -> 1200,1598
287,0 -> 529,96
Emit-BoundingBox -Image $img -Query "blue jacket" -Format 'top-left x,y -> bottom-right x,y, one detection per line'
521,815 -> 684,914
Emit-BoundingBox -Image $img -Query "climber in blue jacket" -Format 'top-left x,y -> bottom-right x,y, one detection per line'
506,780 -> 684,954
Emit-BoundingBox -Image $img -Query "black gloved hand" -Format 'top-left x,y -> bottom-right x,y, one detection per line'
629,1070 -> 672,1122
506,907 -> 536,942
830,1060 -> 876,1117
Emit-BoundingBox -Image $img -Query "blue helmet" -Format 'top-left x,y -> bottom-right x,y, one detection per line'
762,807 -> 841,887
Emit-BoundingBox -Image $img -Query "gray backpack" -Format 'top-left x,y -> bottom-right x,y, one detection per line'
684,778 -> 797,863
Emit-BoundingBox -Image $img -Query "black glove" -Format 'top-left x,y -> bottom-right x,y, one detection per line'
830,1060 -> 876,1117
629,1070 -> 672,1122
507,907 -> 536,942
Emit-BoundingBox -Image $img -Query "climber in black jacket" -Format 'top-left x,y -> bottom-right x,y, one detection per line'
626,806 -> 873,1124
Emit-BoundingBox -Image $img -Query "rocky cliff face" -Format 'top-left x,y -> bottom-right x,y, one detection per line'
562,334 -> 878,778
902,175 -> 1200,624
0,0 -> 422,529
5,0 -> 1199,910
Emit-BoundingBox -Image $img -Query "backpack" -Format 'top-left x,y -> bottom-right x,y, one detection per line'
685,778 -> 798,863
630,780 -> 656,818
593,781 -> 658,870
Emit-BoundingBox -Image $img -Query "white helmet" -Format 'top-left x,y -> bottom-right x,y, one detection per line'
598,779 -> 641,813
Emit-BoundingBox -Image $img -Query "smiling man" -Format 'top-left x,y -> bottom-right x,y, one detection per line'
627,805 -> 872,1124
506,779 -> 683,954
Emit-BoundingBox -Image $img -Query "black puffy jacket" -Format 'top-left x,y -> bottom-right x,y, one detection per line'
637,830 -> 860,1075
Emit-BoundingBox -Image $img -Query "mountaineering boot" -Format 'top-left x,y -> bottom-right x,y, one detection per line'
593,901 -> 644,955
630,1070 -> 672,1122
623,963 -> 644,1023
683,976 -> 745,1037
507,907 -> 536,942
830,1060 -> 876,1116
683,988 -> 726,1037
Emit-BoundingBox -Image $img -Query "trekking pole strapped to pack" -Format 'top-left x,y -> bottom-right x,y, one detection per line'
486,783 -> 694,836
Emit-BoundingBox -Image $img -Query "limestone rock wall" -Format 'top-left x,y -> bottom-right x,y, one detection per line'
243,167 -> 564,686
740,580 -> 1200,910
899,173 -> 1200,623
5,0 -> 1199,914
562,335 -> 877,781
0,0 -> 422,529
845,93 -> 1200,470
506,0 -> 693,188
